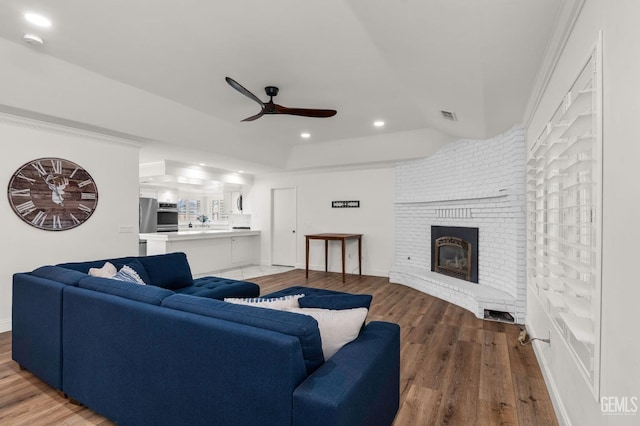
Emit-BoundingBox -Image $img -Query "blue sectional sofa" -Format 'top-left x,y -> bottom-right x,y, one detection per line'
12,253 -> 400,426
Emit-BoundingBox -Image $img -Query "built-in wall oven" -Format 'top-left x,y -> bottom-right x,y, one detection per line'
156,202 -> 178,232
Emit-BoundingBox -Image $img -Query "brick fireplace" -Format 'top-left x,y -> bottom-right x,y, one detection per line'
389,127 -> 526,323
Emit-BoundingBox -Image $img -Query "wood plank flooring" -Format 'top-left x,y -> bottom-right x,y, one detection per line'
0,269 -> 557,425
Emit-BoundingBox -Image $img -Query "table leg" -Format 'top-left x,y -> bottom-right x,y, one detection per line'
325,240 -> 329,272
341,238 -> 346,283
358,236 -> 362,276
305,237 -> 310,278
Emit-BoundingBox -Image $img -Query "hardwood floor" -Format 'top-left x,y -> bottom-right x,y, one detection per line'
0,270 -> 557,425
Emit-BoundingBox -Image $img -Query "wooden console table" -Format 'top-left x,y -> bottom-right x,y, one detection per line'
305,233 -> 362,283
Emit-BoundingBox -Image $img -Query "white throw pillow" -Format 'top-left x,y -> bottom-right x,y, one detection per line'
224,294 -> 305,310
285,307 -> 368,360
88,262 -> 117,278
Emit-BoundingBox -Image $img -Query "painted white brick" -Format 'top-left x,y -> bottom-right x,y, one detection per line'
390,126 -> 527,322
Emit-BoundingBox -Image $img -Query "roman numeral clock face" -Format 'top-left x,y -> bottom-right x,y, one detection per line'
7,158 -> 98,231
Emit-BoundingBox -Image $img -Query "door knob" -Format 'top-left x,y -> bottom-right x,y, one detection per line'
292,230 -> 296,233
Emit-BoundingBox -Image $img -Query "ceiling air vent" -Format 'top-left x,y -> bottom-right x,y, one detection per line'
441,110 -> 457,121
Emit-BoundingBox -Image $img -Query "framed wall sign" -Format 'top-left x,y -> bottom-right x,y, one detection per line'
332,200 -> 360,208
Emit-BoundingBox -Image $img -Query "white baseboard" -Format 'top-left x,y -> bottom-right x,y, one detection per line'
0,318 -> 12,333
295,263 -> 389,278
527,320 -> 571,426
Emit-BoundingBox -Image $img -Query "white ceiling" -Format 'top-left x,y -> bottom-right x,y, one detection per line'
0,0 -> 561,174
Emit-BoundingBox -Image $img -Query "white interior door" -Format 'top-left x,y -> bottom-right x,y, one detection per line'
272,187 -> 297,266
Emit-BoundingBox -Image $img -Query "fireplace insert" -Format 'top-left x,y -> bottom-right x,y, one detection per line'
431,226 -> 479,283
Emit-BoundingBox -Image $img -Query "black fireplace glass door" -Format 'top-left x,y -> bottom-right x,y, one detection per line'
431,226 -> 479,283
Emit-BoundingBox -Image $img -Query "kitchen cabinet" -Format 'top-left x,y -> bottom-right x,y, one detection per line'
231,236 -> 255,266
140,230 -> 260,275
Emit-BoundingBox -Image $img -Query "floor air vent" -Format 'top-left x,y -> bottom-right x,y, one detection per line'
483,309 -> 515,323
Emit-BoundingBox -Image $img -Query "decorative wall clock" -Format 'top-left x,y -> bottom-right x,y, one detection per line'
7,157 -> 98,231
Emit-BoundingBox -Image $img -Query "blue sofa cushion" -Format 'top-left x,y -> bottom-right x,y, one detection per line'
135,252 -> 193,290
299,294 -> 372,310
31,265 -> 87,286
58,258 -> 133,274
177,276 -> 260,299
79,276 -> 174,305
58,253 -> 193,289
263,286 -> 353,299
162,294 -> 324,374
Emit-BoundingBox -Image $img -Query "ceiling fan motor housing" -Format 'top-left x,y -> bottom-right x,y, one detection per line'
265,86 -> 279,97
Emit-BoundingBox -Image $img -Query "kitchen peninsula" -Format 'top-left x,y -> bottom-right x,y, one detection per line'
140,229 -> 260,275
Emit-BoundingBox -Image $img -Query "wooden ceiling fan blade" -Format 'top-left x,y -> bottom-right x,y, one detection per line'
241,110 -> 265,122
273,104 -> 337,118
226,77 -> 337,120
225,77 -> 264,106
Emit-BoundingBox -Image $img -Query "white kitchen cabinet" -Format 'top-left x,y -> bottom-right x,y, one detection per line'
141,230 -> 260,275
231,235 -> 257,266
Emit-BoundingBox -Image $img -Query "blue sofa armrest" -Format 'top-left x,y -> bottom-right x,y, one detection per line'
12,273 -> 68,390
292,321 -> 400,426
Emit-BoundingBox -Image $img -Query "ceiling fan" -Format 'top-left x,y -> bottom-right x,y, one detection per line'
225,77 -> 337,122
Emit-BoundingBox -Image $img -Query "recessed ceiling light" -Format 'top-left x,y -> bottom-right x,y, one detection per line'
199,163 -> 206,166
238,170 -> 244,174
300,132 -> 311,139
23,34 -> 44,45
24,13 -> 52,28
373,120 -> 385,127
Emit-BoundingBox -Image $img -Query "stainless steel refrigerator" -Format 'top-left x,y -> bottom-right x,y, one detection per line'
139,197 -> 158,233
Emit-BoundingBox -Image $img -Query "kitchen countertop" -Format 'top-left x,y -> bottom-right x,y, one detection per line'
140,229 -> 260,242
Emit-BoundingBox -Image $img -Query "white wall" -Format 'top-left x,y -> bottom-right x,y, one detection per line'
525,1 -> 640,424
249,166 -> 395,277
0,114 -> 140,332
